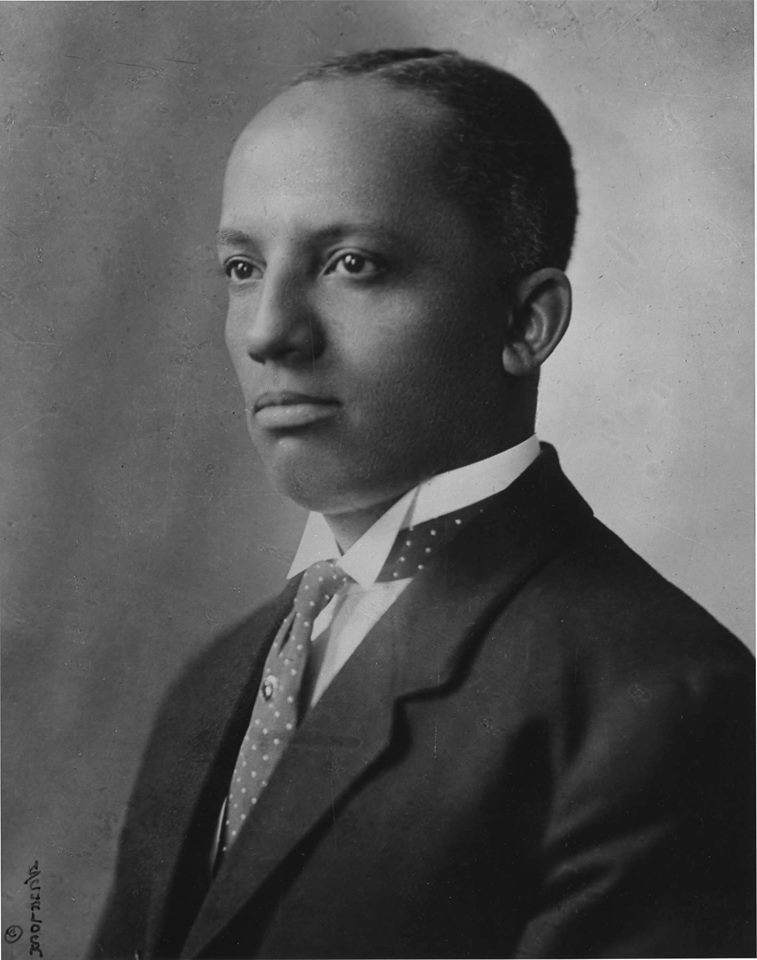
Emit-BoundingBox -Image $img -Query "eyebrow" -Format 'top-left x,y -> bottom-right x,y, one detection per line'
215,223 -> 406,248
216,229 -> 255,247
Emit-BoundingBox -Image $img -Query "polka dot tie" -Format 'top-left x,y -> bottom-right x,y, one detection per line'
222,559 -> 350,853
221,497 -> 489,853
377,500 -> 485,582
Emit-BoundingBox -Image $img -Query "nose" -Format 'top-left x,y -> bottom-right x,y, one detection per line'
230,268 -> 324,365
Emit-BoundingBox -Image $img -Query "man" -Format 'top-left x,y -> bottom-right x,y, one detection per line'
91,48 -> 754,959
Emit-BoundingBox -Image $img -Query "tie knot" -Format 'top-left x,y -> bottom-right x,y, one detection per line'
293,559 -> 350,620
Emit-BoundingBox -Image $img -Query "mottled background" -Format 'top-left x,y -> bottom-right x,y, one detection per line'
1,1 -> 752,957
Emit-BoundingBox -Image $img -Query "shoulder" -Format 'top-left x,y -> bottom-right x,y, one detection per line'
536,515 -> 751,675
485,510 -> 753,772
472,443 -> 750,683
499,518 -> 756,957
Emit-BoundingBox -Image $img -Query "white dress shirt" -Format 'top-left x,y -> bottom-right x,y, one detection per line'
288,435 -> 540,708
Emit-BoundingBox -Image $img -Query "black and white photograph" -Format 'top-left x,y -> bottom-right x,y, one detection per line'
2,2 -> 753,958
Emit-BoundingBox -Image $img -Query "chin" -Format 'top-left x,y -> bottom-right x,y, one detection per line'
263,447 -> 412,517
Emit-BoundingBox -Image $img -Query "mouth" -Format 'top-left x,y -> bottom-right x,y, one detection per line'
252,391 -> 340,429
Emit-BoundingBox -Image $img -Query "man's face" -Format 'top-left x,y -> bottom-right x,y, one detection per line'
219,78 -> 515,515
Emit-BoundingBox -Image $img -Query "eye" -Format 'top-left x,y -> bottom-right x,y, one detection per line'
224,258 -> 260,283
326,252 -> 382,278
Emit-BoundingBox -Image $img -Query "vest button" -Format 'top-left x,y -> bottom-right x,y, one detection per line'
261,676 -> 278,701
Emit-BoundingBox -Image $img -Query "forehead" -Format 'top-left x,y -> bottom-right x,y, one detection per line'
220,79 -> 454,236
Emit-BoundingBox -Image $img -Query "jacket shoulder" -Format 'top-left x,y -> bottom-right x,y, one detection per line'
519,514 -> 751,675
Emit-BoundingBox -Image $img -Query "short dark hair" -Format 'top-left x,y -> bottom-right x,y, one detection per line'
294,48 -> 578,285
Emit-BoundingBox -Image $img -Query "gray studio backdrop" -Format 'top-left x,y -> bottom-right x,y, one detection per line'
1,2 -> 752,957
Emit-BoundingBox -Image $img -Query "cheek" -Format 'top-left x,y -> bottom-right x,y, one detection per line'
224,307 -> 258,388
336,287 -> 455,362
224,340 -> 248,391
224,299 -> 248,350
346,312 -> 504,434
224,307 -> 240,358
345,329 -> 461,427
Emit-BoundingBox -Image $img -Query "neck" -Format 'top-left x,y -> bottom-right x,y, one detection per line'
323,493 -> 407,551
321,422 -> 538,551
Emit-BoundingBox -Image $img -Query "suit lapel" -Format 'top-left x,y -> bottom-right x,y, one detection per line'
181,446 -> 593,958
143,583 -> 299,959
180,596 -> 400,958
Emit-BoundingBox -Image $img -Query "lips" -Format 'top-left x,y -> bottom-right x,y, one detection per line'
252,391 -> 340,429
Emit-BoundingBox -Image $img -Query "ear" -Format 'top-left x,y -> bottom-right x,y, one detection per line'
501,268 -> 572,377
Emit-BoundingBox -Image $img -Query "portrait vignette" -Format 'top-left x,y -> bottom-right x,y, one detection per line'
1,3 -> 753,960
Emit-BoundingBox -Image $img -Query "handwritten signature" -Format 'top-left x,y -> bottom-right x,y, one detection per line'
24,860 -> 43,957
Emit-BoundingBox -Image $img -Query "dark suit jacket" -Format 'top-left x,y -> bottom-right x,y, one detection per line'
91,447 -> 755,959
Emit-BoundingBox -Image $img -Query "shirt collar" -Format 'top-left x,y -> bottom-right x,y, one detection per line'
287,488 -> 417,589
287,434 -> 540,589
